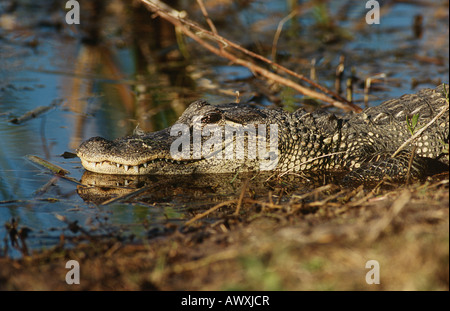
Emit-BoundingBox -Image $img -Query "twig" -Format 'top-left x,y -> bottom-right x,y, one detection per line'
190,28 -> 356,111
26,155 -> 70,175
168,248 -> 239,274
243,198 -> 283,209
184,199 -> 237,226
405,145 -> 417,184
33,176 -> 59,196
184,9 -> 350,105
100,187 -> 150,206
9,99 -> 62,124
307,190 -> 346,207
140,0 -> 360,112
272,9 -> 298,62
290,184 -> 335,200
364,77 -> 371,108
234,179 -> 248,216
310,58 -> 317,81
366,190 -> 411,243
196,0 -> 218,38
335,55 -> 345,94
391,103 -> 449,158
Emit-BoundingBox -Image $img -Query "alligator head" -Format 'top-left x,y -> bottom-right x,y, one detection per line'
77,100 -> 281,175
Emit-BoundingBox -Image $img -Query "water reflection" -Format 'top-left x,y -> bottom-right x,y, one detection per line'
77,171 -> 265,205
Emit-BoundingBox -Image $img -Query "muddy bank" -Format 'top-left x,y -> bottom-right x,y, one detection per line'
1,176 -> 448,290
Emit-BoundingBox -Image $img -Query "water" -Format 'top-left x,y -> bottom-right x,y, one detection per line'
0,0 -> 448,258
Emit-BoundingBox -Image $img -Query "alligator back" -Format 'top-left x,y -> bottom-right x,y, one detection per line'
345,84 -> 449,161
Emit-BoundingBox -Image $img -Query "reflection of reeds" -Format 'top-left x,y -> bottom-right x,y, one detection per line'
65,45 -> 135,150
62,1 -> 199,146
3,218 -> 32,257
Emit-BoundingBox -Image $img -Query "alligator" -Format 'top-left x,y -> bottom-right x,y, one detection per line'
77,84 -> 449,182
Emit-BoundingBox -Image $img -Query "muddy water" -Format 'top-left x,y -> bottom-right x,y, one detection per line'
0,0 -> 448,257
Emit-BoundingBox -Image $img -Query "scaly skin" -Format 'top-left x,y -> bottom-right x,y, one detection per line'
77,84 -> 449,181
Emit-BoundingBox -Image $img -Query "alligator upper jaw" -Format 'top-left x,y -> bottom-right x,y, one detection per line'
76,134 -> 205,175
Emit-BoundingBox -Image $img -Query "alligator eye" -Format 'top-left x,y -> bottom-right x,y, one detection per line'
201,112 -> 222,124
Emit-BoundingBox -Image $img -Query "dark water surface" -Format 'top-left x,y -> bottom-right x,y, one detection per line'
0,0 -> 448,257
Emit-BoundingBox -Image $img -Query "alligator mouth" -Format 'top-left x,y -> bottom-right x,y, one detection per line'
79,157 -> 202,175
76,133 -> 205,175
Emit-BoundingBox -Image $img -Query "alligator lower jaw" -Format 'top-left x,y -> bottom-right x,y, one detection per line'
79,158 -> 200,175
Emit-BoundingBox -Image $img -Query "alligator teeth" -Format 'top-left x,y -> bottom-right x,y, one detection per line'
92,162 -> 97,167
124,165 -> 129,171
133,166 -> 139,173
116,163 -> 121,168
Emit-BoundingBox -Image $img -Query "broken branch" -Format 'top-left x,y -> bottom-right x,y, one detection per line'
141,0 -> 361,112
